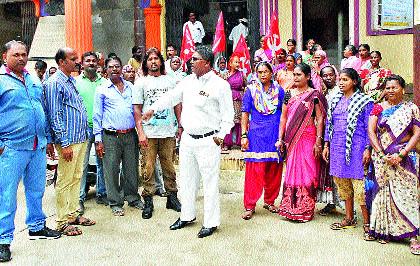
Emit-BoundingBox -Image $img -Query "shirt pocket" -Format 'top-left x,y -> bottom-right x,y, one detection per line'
193,93 -> 209,108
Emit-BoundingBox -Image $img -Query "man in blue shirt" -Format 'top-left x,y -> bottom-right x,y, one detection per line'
44,47 -> 96,236
0,40 -> 61,263
93,56 -> 142,216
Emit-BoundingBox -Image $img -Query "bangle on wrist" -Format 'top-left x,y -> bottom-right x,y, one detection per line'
398,153 -> 404,159
317,136 -> 323,140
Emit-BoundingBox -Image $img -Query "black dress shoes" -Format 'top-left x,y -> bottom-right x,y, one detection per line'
0,244 -> 11,262
169,217 -> 196,230
197,226 -> 217,238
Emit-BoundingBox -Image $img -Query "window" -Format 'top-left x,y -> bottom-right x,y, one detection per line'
368,0 -> 414,35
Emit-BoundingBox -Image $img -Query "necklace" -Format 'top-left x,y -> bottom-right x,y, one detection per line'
293,87 -> 310,97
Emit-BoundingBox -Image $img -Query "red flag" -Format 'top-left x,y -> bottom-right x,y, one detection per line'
180,24 -> 196,71
233,35 -> 251,75
32,0 -> 49,17
266,14 -> 281,57
212,11 -> 226,54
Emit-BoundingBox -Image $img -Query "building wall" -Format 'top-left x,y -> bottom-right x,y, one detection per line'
358,0 -> 413,83
277,0 -> 293,44
92,0 -> 136,64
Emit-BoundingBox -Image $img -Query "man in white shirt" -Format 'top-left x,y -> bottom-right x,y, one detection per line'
229,18 -> 249,51
133,47 -> 182,220
182,12 -> 205,45
142,46 -> 234,238
164,44 -> 178,71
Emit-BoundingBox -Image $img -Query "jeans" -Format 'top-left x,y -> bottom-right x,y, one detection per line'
80,127 -> 106,201
0,146 -> 47,244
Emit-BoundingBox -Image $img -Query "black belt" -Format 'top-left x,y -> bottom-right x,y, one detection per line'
188,130 -> 218,139
104,128 -> 135,135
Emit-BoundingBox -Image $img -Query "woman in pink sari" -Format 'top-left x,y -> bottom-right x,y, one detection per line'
254,36 -> 272,62
223,54 -> 246,151
276,63 -> 327,222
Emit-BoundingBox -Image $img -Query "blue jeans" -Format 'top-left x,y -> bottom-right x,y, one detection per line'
80,127 -> 106,201
0,146 -> 47,244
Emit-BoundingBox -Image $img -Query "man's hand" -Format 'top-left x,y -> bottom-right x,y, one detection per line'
138,132 -> 148,148
142,110 -> 154,121
46,143 -> 55,159
61,146 -> 73,162
95,142 -> 105,159
213,137 -> 223,146
176,127 -> 184,139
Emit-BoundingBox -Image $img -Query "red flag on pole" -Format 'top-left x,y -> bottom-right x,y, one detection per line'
180,25 -> 196,70
266,13 -> 281,57
233,35 -> 251,75
212,11 -> 226,54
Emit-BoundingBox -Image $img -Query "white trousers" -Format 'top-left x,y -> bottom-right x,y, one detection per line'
179,133 -> 221,228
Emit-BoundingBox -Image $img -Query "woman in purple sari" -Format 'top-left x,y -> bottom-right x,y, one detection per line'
275,63 -> 327,222
367,75 -> 420,255
223,54 -> 246,151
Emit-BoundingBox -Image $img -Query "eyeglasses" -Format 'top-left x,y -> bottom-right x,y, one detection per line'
191,57 -> 205,62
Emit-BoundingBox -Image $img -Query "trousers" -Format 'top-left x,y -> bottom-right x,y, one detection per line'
80,127 -> 106,201
179,133 -> 221,228
102,131 -> 140,207
243,161 -> 282,210
141,137 -> 177,197
55,142 -> 87,228
0,146 -> 47,244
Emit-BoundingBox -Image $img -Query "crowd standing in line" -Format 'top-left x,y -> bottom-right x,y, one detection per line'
0,15 -> 419,262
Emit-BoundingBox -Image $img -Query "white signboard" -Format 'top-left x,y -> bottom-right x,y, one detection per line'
381,0 -> 414,30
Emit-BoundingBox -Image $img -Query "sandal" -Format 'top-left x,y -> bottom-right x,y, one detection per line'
69,215 -> 96,226
330,218 -> 357,230
241,209 -> 255,220
319,204 -> 336,216
378,239 -> 389,244
363,224 -> 375,241
111,206 -> 125,216
263,203 -> 279,213
58,224 -> 82,236
410,239 -> 420,255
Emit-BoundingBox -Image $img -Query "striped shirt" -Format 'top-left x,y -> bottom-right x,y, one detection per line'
44,69 -> 88,147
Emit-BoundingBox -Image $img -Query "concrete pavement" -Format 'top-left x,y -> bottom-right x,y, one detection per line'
6,170 -> 419,265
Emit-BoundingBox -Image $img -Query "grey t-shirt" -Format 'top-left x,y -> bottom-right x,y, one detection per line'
132,75 -> 177,138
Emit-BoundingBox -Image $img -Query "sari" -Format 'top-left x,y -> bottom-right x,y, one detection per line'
361,68 -> 392,102
278,89 -> 327,222
224,70 -> 246,147
368,102 -> 420,240
276,69 -> 294,91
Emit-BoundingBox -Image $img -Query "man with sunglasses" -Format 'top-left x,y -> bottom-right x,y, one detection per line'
44,47 -> 95,236
142,46 -> 234,238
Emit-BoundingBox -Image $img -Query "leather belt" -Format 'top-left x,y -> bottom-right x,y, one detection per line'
188,130 -> 219,139
104,128 -> 135,135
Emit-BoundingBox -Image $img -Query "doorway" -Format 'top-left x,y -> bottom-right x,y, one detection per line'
301,0 -> 349,66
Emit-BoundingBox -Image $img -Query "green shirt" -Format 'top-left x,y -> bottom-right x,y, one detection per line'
76,73 -> 106,127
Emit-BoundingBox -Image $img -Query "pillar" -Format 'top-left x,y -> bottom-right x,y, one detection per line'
144,0 -> 162,49
134,0 -> 146,52
21,1 -> 38,50
64,0 -> 93,58
414,24 -> 420,106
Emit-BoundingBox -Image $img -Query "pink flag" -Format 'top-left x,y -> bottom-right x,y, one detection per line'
180,25 -> 196,70
212,11 -> 226,54
233,35 -> 251,75
266,14 -> 281,57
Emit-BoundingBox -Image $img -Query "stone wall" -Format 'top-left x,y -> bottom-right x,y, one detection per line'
92,0 -> 136,65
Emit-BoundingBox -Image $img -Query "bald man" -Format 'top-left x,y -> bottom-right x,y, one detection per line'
44,47 -> 96,236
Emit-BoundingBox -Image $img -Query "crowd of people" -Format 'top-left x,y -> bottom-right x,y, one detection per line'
0,29 -> 419,262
